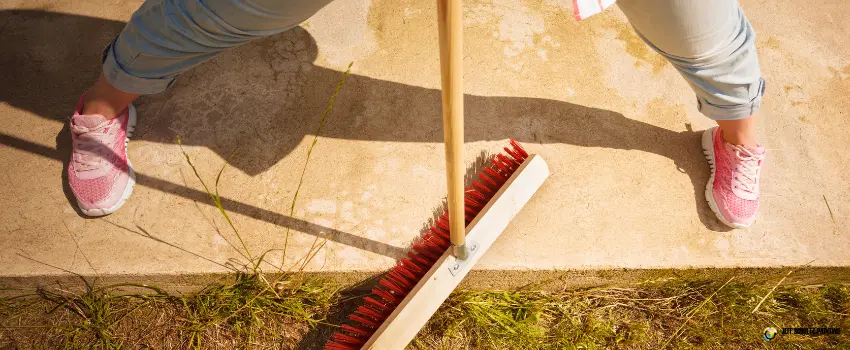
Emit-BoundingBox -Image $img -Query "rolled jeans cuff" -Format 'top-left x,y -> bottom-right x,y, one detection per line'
697,78 -> 766,121
101,37 -> 176,95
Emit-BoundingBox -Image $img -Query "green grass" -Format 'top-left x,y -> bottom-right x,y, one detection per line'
2,278 -> 848,349
0,274 -> 340,349
175,273 -> 338,349
412,280 -> 849,350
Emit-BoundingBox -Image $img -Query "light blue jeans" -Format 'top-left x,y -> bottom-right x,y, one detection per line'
103,0 -> 765,120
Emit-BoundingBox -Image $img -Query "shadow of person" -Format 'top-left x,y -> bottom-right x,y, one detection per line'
0,10 -> 730,234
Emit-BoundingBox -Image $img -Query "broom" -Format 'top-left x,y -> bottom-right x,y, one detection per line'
325,0 -> 550,348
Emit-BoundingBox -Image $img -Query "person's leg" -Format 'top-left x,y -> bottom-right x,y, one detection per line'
716,117 -> 758,146
70,0 -> 333,216
617,0 -> 766,228
84,0 -> 334,119
82,73 -> 140,118
618,0 -> 764,145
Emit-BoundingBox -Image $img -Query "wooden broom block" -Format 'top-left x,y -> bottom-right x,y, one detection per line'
362,154 -> 551,350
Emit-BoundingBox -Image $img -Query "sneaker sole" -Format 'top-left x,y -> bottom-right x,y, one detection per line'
701,127 -> 748,229
79,104 -> 137,217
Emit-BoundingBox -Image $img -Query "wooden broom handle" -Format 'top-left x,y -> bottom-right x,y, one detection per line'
437,0 -> 466,258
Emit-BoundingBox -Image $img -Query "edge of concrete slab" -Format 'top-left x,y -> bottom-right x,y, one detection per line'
3,267 -> 850,296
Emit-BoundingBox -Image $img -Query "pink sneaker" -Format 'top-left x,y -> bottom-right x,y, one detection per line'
702,126 -> 765,228
68,97 -> 137,216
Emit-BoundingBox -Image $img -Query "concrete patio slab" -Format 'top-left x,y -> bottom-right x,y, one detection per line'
1,0 -> 848,291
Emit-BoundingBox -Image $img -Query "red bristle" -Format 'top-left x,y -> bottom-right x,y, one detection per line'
413,243 -> 439,261
465,213 -> 474,222
325,340 -> 357,350
384,271 -> 413,294
422,232 -> 435,242
422,235 -> 447,251
436,216 -> 450,231
429,226 -> 450,241
342,324 -> 370,336
412,242 -> 425,252
504,147 -> 523,163
334,332 -> 365,344
399,258 -> 424,274
482,167 -> 506,182
491,157 -> 513,174
495,155 -> 512,170
472,180 -> 493,195
406,250 -> 422,261
430,225 -> 448,236
464,205 -> 478,215
483,169 -> 506,186
386,271 -> 414,290
467,188 -> 488,201
510,139 -> 528,158
363,297 -> 389,311
473,172 -> 501,189
350,314 -> 379,328
388,275 -> 413,292
379,278 -> 407,294
497,154 -> 519,169
423,239 -> 445,252
410,252 -> 433,267
373,288 -> 398,304
464,197 -> 482,208
405,258 -> 429,274
394,264 -> 419,280
390,269 -> 419,289
421,238 -> 443,251
425,232 -> 449,247
356,305 -> 385,320
492,158 -> 512,175
435,238 -> 450,248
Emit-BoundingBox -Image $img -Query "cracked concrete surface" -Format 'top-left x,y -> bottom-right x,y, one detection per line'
1,0 -> 848,289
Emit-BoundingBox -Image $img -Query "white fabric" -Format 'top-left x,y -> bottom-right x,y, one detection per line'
572,0 -> 617,21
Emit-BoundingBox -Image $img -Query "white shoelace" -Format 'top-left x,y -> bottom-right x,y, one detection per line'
71,121 -> 114,172
731,145 -> 764,194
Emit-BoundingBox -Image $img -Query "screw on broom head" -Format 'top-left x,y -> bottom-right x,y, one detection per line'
325,139 -> 529,350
